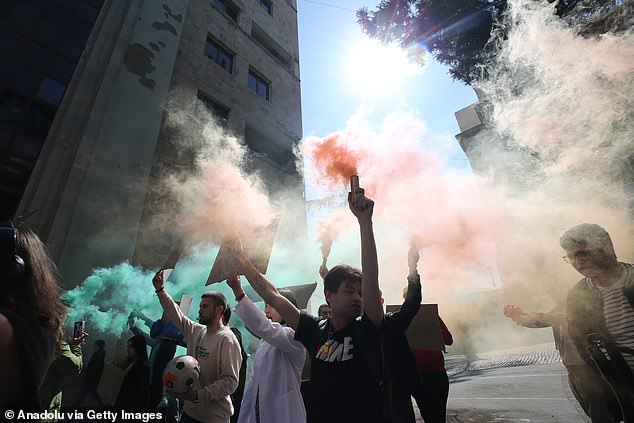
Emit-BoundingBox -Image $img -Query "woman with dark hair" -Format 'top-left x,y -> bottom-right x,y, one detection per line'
115,334 -> 150,408
0,223 -> 67,409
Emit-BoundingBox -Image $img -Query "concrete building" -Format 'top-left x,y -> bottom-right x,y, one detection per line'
3,0 -> 303,286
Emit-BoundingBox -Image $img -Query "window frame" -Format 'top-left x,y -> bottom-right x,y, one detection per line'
211,0 -> 240,22
204,36 -> 234,74
247,68 -> 270,101
257,0 -> 272,14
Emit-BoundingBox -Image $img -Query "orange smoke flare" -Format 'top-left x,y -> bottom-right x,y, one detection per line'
310,133 -> 360,186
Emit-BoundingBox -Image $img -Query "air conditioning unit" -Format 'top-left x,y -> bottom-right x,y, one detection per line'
455,103 -> 482,133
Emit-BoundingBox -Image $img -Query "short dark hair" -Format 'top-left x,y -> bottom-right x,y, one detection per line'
318,303 -> 329,314
278,288 -> 299,309
323,264 -> 362,296
222,306 -> 232,325
95,339 -> 106,350
560,223 -> 614,252
201,291 -> 228,313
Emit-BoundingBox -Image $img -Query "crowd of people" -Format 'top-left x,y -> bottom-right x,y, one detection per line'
1,191 -> 633,423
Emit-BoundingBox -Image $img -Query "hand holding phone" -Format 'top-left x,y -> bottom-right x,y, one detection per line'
73,321 -> 85,339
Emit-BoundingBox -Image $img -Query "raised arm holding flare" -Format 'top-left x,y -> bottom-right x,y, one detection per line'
226,190 -> 388,423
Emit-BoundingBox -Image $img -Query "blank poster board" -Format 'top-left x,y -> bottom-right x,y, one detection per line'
386,303 -> 444,351
206,219 -> 279,285
97,363 -> 125,405
179,294 -> 193,318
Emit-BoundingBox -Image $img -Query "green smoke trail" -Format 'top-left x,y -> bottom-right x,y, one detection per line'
64,262 -> 163,334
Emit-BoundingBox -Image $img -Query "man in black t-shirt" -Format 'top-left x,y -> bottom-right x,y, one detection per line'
295,265 -> 384,423
224,190 -> 385,423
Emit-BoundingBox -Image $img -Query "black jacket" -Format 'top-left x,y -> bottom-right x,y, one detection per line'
114,360 -> 150,408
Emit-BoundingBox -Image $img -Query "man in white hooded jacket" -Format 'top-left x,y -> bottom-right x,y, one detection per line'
227,274 -> 306,423
153,270 -> 243,423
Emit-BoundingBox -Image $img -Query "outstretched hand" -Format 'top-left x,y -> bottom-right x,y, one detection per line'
227,273 -> 242,291
502,304 -> 523,319
152,269 -> 165,291
348,190 -> 374,221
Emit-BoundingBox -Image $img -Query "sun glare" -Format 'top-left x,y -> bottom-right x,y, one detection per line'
346,38 -> 426,98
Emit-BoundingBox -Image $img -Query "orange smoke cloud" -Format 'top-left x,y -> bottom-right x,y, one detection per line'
307,133 -> 360,187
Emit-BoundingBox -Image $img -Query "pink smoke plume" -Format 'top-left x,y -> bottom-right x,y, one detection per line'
169,155 -> 276,245
316,214 -> 347,260
302,112 -> 500,297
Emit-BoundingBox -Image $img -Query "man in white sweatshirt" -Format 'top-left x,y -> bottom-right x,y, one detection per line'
153,271 -> 243,423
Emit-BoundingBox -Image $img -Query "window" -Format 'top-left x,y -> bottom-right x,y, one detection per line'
36,77 -> 66,106
211,0 -> 239,22
248,69 -> 270,100
0,0 -> 104,218
197,91 -> 230,128
245,125 -> 295,169
251,23 -> 291,67
257,0 -> 272,14
204,37 -> 233,73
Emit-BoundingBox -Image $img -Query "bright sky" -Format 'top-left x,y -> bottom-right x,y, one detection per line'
296,0 -> 478,167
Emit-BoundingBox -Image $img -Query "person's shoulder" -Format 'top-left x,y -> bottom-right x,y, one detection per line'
220,326 -> 240,343
299,311 -> 320,325
358,313 -> 378,325
278,323 -> 297,336
0,313 -> 15,345
296,312 -> 322,337
568,278 -> 590,294
358,314 -> 383,333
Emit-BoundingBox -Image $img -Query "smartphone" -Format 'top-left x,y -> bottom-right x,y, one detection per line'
73,321 -> 84,338
350,175 -> 360,201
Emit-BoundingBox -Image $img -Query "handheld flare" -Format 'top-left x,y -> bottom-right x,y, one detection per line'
350,175 -> 361,202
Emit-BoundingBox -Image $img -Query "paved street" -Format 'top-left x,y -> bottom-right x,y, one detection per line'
66,342 -> 590,422
415,343 -> 590,423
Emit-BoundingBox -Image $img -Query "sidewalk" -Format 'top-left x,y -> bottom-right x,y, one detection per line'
413,343 -> 590,423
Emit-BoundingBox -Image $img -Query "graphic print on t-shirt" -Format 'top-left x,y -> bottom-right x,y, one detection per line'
315,336 -> 354,362
196,345 -> 210,360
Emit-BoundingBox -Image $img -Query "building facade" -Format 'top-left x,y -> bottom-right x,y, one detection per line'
3,0 -> 303,286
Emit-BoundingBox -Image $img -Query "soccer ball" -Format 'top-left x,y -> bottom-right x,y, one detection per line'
163,355 -> 200,394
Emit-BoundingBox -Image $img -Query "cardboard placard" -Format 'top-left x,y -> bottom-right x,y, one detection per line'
162,237 -> 185,270
162,268 -> 173,282
179,294 -> 193,318
386,303 -> 444,351
97,362 -> 125,406
206,218 -> 279,285
243,282 -> 317,310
